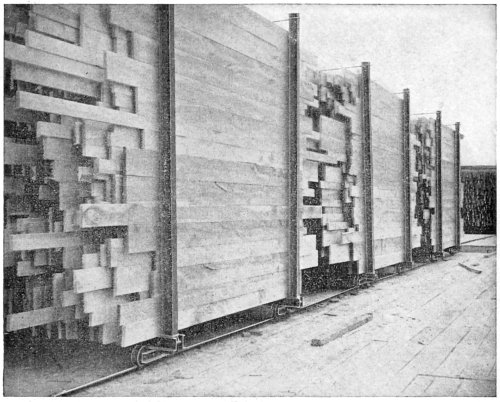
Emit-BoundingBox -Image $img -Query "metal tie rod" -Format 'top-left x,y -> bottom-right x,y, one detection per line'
319,65 -> 362,72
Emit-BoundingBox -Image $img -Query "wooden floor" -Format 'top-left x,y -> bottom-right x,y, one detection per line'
73,247 -> 496,397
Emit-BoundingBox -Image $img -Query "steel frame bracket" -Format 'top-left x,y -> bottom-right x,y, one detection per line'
276,296 -> 304,316
156,333 -> 186,353
130,333 -> 185,367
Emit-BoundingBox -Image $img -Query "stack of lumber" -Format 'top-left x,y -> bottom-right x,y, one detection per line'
298,58 -> 365,276
173,5 -> 290,330
441,125 -> 459,249
410,117 -> 437,257
462,167 -> 496,234
4,3 -> 295,347
371,83 -> 405,269
4,4 -> 163,347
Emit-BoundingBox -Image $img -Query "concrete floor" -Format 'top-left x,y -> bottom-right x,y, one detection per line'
74,247 -> 496,397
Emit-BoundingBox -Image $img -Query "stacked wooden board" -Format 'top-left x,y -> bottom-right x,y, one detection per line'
461,166 -> 496,234
4,4 -> 293,347
371,83 -> 406,269
441,124 -> 460,249
4,4 -> 164,347
4,4 -> 465,350
410,117 -> 438,259
298,58 -> 366,287
173,5 -> 289,329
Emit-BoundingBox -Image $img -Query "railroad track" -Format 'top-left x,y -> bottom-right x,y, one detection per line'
53,285 -> 364,397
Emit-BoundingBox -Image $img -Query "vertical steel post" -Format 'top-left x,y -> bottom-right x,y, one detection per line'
402,89 -> 412,266
361,62 -> 374,273
454,122 -> 461,250
288,13 -> 301,303
158,5 -> 178,336
435,111 -> 443,257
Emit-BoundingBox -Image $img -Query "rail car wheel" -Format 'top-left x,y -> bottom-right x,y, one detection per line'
130,344 -> 148,368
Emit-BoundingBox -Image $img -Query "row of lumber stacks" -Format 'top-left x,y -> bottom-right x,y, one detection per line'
298,57 -> 365,292
4,4 -> 163,347
370,83 -> 406,270
441,124 -> 459,249
410,117 -> 438,260
461,167 -> 496,234
173,6 -> 290,329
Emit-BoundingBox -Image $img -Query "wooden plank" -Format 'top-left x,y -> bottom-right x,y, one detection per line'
304,150 -> 344,165
178,205 -> 287,223
62,290 -> 80,307
301,206 -> 323,219
107,126 -> 142,149
311,313 -> 373,346
31,5 -> 79,28
125,149 -> 158,177
40,136 -> 75,161
176,105 -> 286,153
178,220 -> 287,248
114,265 -> 150,296
124,176 -> 157,203
175,5 -> 286,71
176,48 -> 286,109
31,13 -> 78,43
131,32 -> 158,65
121,317 -> 162,347
178,252 -> 287,292
78,5 -> 109,34
108,5 -> 158,39
178,238 -> 287,267
4,140 -> 38,165
179,271 -> 287,311
6,40 -> 103,82
209,5 -> 288,48
105,51 -> 156,90
118,292 -> 161,321
177,155 -> 286,187
4,97 -> 38,124
328,243 -> 351,264
16,260 -> 47,276
4,177 -> 26,196
105,238 -> 152,268
16,91 -> 155,130
300,253 -> 319,269
73,267 -> 112,293
177,181 -> 287,207
36,122 -> 73,141
174,26 -> 286,92
8,232 -> 81,251
12,62 -> 98,98
6,306 -> 73,331
176,74 -> 285,125
177,136 -> 285,169
178,281 -> 287,329
80,203 -> 155,228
